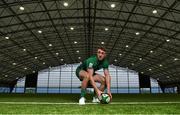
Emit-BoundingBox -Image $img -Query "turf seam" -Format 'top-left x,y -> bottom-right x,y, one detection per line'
0,101 -> 180,105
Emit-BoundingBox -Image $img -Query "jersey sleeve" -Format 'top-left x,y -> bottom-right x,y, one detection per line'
103,59 -> 109,69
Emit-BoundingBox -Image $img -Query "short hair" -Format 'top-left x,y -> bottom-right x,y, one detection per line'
97,47 -> 106,52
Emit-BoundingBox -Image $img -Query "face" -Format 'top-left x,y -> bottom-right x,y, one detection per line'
97,49 -> 106,61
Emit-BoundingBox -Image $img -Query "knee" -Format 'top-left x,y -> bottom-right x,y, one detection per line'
101,77 -> 106,85
84,73 -> 90,81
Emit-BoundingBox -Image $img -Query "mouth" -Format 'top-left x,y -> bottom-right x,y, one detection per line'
98,56 -> 103,60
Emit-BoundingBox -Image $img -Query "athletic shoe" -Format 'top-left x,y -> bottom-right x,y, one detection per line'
79,97 -> 86,105
92,97 -> 100,103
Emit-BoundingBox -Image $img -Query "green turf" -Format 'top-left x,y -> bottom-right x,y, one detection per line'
0,93 -> 180,114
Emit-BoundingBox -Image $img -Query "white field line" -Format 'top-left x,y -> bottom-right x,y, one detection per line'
0,101 -> 180,105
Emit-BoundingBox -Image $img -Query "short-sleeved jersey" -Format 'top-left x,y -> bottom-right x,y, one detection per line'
78,55 -> 109,71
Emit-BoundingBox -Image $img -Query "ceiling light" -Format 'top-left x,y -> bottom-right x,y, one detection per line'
5,36 -> 9,39
119,53 -> 122,56
114,59 -> 117,62
131,63 -> 134,66
152,9 -> 157,14
110,3 -> 115,8
139,58 -> 142,60
135,32 -> 140,35
78,57 -> 81,59
101,42 -> 104,45
34,57 -> 38,59
166,39 -> 170,42
38,30 -> 42,34
126,45 -> 129,48
12,63 -> 16,65
63,2 -> 68,7
19,6 -> 25,11
74,41 -> 77,44
32,71 -> 36,73
76,50 -> 79,53
141,72 -> 144,74
174,58 -> 178,61
166,76 -> 170,78
60,58 -> 64,61
49,44 -> 52,47
105,28 -> 108,31
43,62 -> 46,65
56,53 -> 59,55
5,75 -> 8,77
149,68 -> 152,71
150,50 -> 153,53
159,64 -> 163,67
70,27 -> 74,30
23,49 -> 26,51
24,67 -> 27,70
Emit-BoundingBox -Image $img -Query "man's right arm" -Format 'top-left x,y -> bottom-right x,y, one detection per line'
87,68 -> 102,97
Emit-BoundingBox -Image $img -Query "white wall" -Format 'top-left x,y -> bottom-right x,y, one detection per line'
37,64 -> 140,93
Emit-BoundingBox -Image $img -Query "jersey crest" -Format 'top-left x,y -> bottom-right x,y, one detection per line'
88,63 -> 93,68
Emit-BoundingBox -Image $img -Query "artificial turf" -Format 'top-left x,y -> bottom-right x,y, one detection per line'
0,93 -> 180,114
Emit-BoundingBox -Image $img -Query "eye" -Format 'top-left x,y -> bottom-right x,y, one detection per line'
98,51 -> 105,55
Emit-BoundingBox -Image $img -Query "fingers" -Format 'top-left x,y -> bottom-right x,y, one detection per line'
97,90 -> 103,100
108,92 -> 112,100
98,90 -> 103,96
110,94 -> 112,100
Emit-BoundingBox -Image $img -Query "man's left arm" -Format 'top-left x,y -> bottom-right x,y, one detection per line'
104,69 -> 112,99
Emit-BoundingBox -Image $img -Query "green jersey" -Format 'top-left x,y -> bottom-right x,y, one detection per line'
78,55 -> 109,71
76,55 -> 109,80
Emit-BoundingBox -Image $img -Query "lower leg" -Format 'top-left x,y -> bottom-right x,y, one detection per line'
99,77 -> 106,92
93,83 -> 105,97
99,84 -> 105,92
92,76 -> 105,97
80,77 -> 89,97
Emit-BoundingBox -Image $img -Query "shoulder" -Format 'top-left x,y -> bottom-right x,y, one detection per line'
85,55 -> 97,68
103,58 -> 109,64
102,58 -> 109,68
86,55 -> 97,62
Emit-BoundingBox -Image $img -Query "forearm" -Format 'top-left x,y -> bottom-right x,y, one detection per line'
89,75 -> 99,93
87,69 -> 101,96
105,75 -> 111,92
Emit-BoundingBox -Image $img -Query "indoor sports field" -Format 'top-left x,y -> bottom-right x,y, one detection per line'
0,0 -> 180,115
0,94 -> 180,114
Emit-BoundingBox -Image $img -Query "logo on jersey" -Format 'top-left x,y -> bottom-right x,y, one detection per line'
88,63 -> 93,68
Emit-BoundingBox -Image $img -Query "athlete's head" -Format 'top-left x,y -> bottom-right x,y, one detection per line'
97,47 -> 106,61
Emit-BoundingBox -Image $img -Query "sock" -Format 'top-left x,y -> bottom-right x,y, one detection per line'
80,88 -> 86,97
93,90 -> 97,98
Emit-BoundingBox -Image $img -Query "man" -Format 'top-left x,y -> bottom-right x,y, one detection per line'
76,47 -> 112,105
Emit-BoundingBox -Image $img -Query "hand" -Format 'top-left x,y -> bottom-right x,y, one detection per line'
96,89 -> 103,100
107,91 -> 112,100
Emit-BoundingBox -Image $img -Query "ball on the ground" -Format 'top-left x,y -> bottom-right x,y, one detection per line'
100,93 -> 111,104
